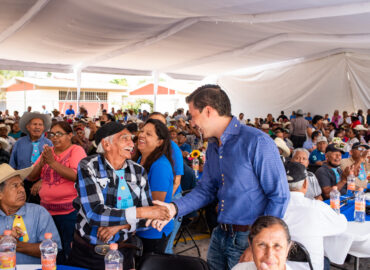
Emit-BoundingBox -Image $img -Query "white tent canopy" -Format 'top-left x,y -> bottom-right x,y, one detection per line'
0,0 -> 369,114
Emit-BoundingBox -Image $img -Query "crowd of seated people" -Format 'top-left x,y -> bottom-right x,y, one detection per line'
0,102 -> 369,270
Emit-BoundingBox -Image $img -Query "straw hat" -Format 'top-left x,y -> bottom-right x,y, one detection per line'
274,137 -> 290,158
0,164 -> 33,185
19,111 -> 51,135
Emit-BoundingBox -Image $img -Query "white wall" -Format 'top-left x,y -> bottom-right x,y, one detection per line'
6,89 -> 59,114
127,94 -> 188,114
108,91 -> 125,110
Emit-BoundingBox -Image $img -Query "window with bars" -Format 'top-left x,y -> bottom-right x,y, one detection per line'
59,91 -> 107,101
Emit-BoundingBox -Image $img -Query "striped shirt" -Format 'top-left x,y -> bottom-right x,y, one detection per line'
73,154 -> 151,244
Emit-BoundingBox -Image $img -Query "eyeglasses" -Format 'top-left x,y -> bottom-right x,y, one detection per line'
47,131 -> 68,138
119,134 -> 135,142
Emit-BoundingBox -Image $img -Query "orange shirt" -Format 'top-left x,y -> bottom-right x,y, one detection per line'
36,144 -> 86,215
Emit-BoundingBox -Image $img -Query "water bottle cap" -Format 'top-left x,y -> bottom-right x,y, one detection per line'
333,186 -> 338,190
3,230 -> 11,236
110,243 -> 118,250
44,233 -> 52,239
359,188 -> 364,191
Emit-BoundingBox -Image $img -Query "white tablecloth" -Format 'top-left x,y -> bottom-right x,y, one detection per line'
324,221 -> 370,264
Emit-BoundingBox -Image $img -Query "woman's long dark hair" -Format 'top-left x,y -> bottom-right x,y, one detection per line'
135,119 -> 174,174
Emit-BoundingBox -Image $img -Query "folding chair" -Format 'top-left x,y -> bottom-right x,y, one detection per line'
287,241 -> 314,270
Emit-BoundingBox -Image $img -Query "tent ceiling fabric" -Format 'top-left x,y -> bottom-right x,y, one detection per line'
1,0 -> 370,78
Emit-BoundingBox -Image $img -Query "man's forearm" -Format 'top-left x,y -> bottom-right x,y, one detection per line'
172,175 -> 181,196
16,242 -> 41,258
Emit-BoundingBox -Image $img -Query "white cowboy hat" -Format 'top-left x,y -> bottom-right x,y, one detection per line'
0,164 -> 33,185
19,111 -> 51,135
274,137 -> 291,158
0,137 -> 9,150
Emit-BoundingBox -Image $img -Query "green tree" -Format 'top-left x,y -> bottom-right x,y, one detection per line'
110,78 -> 128,87
0,70 -> 24,85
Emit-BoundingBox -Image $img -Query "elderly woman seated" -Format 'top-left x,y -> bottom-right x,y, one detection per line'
232,216 -> 292,270
0,164 -> 61,264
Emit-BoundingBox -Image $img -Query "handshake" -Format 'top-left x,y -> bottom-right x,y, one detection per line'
145,200 -> 178,231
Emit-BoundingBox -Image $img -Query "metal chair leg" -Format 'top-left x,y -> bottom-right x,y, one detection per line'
354,256 -> 359,270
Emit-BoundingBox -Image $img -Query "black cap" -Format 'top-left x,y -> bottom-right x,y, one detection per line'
95,122 -> 126,145
352,142 -> 370,150
177,131 -> 187,137
285,161 -> 307,183
326,143 -> 345,154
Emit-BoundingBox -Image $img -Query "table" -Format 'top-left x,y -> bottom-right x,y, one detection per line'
323,190 -> 370,269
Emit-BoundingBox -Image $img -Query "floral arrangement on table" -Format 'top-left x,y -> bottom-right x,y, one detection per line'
332,137 -> 347,150
187,149 -> 206,165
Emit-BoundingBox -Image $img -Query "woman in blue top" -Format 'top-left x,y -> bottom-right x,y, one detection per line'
135,119 -> 174,254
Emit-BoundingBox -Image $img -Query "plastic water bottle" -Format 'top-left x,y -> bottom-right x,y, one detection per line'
354,188 -> 366,222
0,230 -> 17,270
347,171 -> 356,193
193,158 -> 199,179
40,233 -> 58,270
105,243 -> 123,270
330,186 -> 340,214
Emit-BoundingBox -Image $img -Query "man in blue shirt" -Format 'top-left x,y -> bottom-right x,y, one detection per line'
65,105 -> 75,117
309,136 -> 328,165
0,164 -> 61,264
151,85 -> 290,270
10,112 -> 52,202
177,131 -> 192,157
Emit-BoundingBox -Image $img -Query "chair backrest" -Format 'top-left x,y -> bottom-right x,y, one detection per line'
138,253 -> 209,270
287,241 -> 314,270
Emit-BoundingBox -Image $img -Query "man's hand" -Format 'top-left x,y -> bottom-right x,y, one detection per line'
30,180 -> 42,196
342,165 -> 354,179
239,247 -> 253,262
136,204 -> 170,220
97,225 -> 130,243
11,226 -> 24,240
146,201 -> 177,231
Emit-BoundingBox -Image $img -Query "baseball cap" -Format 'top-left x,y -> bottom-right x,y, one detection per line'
285,161 -> 307,183
326,143 -> 345,154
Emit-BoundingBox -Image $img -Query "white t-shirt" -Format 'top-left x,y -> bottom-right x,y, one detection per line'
283,192 -> 347,270
232,262 -> 293,270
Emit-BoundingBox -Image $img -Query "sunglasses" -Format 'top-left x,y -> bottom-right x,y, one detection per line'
47,131 -> 68,138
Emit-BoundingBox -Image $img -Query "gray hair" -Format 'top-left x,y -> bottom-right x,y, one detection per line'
288,179 -> 306,192
292,148 -> 310,158
96,134 -> 114,154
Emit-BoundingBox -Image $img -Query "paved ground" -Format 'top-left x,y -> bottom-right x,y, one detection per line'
172,222 -> 370,270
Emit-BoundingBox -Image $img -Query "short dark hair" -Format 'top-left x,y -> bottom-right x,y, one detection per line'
51,121 -> 73,134
248,216 -> 291,244
311,130 -> 321,140
185,84 -> 231,117
312,115 -> 323,125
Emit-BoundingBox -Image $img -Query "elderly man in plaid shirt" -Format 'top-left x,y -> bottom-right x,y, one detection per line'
69,122 -> 170,270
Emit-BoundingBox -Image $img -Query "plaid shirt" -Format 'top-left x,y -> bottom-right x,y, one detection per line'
73,154 -> 151,245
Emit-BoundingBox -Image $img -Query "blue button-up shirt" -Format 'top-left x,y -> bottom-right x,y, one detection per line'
175,117 -> 290,225
0,203 -> 62,264
9,134 -> 52,169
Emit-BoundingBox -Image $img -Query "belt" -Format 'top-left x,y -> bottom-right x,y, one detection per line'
219,224 -> 250,233
73,232 -> 139,255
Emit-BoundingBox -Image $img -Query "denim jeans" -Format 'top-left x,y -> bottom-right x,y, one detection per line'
52,210 -> 77,262
207,225 -> 250,270
165,192 -> 183,254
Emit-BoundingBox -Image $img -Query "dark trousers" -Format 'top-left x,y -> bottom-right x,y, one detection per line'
139,233 -> 170,254
290,135 -> 306,148
68,233 -> 134,270
52,210 -> 77,262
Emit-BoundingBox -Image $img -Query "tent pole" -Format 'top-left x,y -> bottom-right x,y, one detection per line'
75,69 -> 81,116
153,71 -> 159,112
